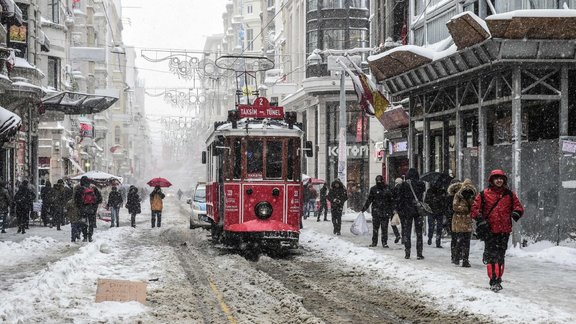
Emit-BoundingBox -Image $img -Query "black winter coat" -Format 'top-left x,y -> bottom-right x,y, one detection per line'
14,185 -> 35,212
126,187 -> 141,215
424,186 -> 447,215
107,190 -> 123,208
396,168 -> 426,217
327,180 -> 347,210
362,183 -> 395,215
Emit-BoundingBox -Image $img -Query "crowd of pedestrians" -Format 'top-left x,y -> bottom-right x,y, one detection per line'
303,168 -> 524,292
0,177 -> 161,242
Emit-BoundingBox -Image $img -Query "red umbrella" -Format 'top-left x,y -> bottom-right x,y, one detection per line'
147,177 -> 172,187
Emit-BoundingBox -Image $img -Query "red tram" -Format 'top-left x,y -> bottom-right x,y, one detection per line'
202,55 -> 312,252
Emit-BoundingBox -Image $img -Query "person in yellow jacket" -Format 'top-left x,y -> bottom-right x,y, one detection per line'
149,186 -> 165,228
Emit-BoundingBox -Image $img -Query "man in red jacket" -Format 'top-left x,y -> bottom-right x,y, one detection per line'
471,169 -> 524,292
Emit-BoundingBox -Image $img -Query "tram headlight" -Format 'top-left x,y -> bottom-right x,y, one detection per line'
255,202 -> 273,219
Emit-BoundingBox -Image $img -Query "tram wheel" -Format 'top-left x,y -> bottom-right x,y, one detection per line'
210,222 -> 222,243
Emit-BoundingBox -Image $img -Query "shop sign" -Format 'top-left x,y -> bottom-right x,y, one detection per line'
237,97 -> 284,119
328,145 -> 368,158
389,141 -> 408,154
562,140 -> 576,154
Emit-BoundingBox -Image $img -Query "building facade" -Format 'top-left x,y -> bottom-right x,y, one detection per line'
370,0 -> 576,242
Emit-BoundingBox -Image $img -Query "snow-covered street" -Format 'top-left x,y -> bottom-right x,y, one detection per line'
0,196 -> 575,323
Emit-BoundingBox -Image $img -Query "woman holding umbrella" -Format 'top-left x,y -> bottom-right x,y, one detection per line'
149,186 -> 165,228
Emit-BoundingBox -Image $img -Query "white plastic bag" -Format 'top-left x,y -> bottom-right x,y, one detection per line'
391,212 -> 401,226
350,212 -> 369,235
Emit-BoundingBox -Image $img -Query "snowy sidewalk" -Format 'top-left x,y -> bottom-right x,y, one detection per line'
300,211 -> 576,324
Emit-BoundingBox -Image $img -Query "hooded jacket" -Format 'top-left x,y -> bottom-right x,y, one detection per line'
126,186 -> 142,214
470,170 -> 524,234
327,179 -> 347,209
448,179 -> 477,233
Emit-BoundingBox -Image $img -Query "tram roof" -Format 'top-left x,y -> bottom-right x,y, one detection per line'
206,119 -> 303,144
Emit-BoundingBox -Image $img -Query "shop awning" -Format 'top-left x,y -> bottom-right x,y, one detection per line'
38,31 -> 51,52
0,0 -> 23,26
42,92 -> 118,115
67,158 -> 85,174
0,105 -> 21,140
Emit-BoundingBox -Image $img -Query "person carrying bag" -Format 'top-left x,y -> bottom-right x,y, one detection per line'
350,212 -> 369,236
396,168 -> 426,260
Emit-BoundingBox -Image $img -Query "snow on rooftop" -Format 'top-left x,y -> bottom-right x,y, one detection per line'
487,9 -> 576,20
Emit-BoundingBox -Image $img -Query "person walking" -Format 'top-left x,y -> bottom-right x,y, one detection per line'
446,178 -> 460,263
14,180 -> 35,234
74,176 -> 102,242
316,183 -> 329,222
66,189 -> 86,242
51,180 -> 68,230
107,186 -> 123,227
425,184 -> 448,248
327,179 -> 347,235
448,179 -> 477,267
126,185 -> 141,228
40,181 -> 53,227
471,169 -> 524,292
302,183 -> 311,220
396,168 -> 426,260
361,175 -> 396,248
149,186 -> 165,228
391,178 -> 404,243
306,185 -> 317,219
0,181 -> 12,234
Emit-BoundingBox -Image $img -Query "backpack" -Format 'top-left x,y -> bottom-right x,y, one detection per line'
81,187 -> 97,205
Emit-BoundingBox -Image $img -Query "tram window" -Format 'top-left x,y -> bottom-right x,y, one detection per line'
247,140 -> 263,178
232,138 -> 241,179
266,141 -> 283,179
287,139 -> 295,180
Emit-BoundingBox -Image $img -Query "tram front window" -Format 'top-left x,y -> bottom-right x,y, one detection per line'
247,140 -> 263,178
266,141 -> 283,179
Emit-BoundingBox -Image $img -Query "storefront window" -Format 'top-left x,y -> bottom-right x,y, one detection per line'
326,101 -> 369,206
307,0 -> 318,11
323,0 -> 344,9
349,29 -> 368,49
307,30 -> 318,56
323,29 -> 345,50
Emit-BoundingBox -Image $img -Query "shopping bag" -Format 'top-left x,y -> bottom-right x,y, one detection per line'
33,201 -> 42,213
350,212 -> 369,235
391,212 -> 401,226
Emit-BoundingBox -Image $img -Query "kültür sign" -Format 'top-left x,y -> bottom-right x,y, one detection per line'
237,97 -> 284,119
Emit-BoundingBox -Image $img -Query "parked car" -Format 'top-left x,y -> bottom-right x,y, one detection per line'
187,183 -> 210,229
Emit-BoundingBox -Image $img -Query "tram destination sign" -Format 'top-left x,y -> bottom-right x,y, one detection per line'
237,97 -> 284,119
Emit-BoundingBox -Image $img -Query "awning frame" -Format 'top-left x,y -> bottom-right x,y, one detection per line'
42,91 -> 118,115
66,157 -> 85,174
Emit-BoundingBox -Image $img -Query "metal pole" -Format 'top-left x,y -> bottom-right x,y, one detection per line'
338,72 -> 347,185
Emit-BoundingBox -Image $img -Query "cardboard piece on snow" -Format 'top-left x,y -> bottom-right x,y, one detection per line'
95,279 -> 147,304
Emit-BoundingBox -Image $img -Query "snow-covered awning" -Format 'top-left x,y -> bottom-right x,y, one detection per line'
486,9 -> 576,39
0,105 -> 21,140
42,92 -> 118,115
0,0 -> 24,26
